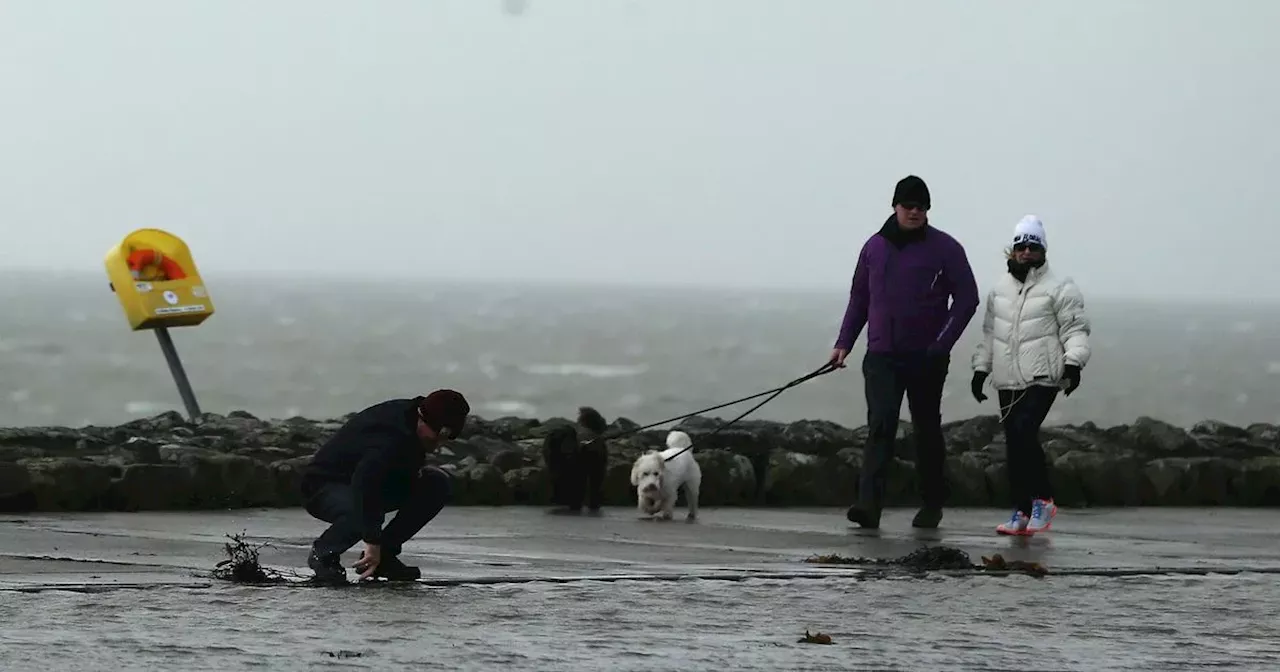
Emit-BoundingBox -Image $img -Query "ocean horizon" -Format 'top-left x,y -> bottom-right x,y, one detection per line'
1,270 -> 1277,432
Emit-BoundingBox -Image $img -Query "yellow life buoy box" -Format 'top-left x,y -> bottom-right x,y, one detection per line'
105,228 -> 215,331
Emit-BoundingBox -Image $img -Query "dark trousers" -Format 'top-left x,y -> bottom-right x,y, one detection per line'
999,386 -> 1058,514
859,351 -> 950,509
549,448 -> 607,510
304,467 -> 450,558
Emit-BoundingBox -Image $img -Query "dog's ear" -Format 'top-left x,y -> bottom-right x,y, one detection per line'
630,459 -> 642,486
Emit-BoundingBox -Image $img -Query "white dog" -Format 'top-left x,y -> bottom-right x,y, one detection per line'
630,430 -> 702,521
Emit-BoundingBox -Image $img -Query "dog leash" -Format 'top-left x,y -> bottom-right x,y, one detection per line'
661,361 -> 838,461
594,361 -> 839,462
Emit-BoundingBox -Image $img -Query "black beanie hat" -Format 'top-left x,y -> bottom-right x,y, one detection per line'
892,175 -> 931,209
418,389 -> 470,437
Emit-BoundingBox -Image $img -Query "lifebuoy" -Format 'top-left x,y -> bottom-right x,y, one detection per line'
126,248 -> 187,281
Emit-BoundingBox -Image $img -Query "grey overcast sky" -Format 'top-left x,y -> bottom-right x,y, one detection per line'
2,0 -> 1276,301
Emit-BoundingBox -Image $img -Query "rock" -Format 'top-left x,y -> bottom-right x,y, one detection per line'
1142,456 -> 1243,506
943,416 -> 1003,456
18,457 -> 115,510
777,420 -> 859,458
0,462 -> 32,497
696,449 -> 758,505
0,461 -> 35,511
1124,417 -> 1200,458
1234,456 -> 1280,506
489,449 -> 527,473
503,466 -> 548,504
763,450 -> 835,506
1051,449 -> 1142,507
108,465 -> 194,511
457,464 -> 511,506
0,410 -> 1277,511
945,453 -> 989,506
270,456 -> 311,506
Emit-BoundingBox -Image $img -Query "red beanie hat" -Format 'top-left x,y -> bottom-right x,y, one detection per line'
418,389 -> 470,437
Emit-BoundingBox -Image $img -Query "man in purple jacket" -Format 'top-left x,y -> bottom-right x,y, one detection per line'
829,175 -> 979,529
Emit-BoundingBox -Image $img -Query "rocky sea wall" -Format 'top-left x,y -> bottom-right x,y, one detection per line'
1,410 -> 1278,512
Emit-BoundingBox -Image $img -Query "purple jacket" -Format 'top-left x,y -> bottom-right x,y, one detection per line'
835,217 -> 980,355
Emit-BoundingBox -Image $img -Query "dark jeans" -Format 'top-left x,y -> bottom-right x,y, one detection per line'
304,467 -> 451,558
859,351 -> 950,509
999,386 -> 1058,515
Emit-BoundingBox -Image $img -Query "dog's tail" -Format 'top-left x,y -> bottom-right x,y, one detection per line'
666,430 -> 693,453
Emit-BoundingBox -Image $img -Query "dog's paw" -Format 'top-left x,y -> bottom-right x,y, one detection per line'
685,513 -> 697,523
658,511 -> 673,521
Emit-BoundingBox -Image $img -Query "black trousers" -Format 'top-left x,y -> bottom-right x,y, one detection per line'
859,351 -> 950,509
999,386 -> 1058,515
304,467 -> 451,558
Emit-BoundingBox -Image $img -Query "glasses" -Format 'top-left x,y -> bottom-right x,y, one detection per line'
1013,242 -> 1044,253
898,202 -> 928,212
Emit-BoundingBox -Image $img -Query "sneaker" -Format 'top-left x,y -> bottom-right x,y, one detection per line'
996,509 -> 1030,536
911,506 -> 943,529
846,504 -> 881,529
1026,498 -> 1057,533
371,555 -> 422,582
308,549 -> 348,585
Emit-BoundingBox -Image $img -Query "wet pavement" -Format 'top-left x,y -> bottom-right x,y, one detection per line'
1,507 -> 1278,670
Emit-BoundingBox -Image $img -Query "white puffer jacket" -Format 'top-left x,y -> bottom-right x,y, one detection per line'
971,262 -> 1092,390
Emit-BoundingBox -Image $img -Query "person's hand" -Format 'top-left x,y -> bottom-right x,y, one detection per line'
353,542 -> 382,579
970,371 -> 989,403
1062,364 -> 1081,396
829,348 -> 849,368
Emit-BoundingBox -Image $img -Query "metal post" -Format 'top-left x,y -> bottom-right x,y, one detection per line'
153,326 -> 202,422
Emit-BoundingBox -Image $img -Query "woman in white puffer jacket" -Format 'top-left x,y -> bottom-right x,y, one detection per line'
970,215 -> 1091,536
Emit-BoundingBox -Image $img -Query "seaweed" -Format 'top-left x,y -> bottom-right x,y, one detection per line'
805,544 -> 1049,576
211,531 -> 295,584
980,553 -> 1048,577
798,630 -> 833,645
805,544 -> 974,571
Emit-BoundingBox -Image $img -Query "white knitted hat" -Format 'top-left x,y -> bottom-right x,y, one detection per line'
1012,215 -> 1046,250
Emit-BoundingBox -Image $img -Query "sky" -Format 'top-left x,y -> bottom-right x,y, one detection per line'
1,0 -> 1277,301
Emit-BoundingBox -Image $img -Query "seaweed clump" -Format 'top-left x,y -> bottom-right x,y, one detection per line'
806,544 -> 975,571
806,544 -> 1050,577
211,531 -> 293,584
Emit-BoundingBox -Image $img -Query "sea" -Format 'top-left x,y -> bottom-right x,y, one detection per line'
1,271 -> 1278,431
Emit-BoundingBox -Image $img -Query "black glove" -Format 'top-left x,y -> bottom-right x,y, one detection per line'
1062,364 -> 1081,396
970,371 -> 989,403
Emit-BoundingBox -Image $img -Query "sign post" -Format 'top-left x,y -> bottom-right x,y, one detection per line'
104,228 -> 216,422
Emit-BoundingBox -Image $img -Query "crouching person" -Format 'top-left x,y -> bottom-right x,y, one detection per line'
541,406 -> 610,514
300,389 -> 470,584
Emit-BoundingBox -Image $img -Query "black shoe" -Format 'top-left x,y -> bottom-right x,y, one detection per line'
846,504 -> 881,529
912,506 -> 943,529
308,549 -> 348,585
372,555 -> 421,582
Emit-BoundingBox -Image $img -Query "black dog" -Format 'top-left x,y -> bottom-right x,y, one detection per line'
541,406 -> 609,513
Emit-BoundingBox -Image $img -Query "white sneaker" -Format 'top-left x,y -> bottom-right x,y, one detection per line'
1026,498 -> 1058,533
996,509 -> 1029,536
